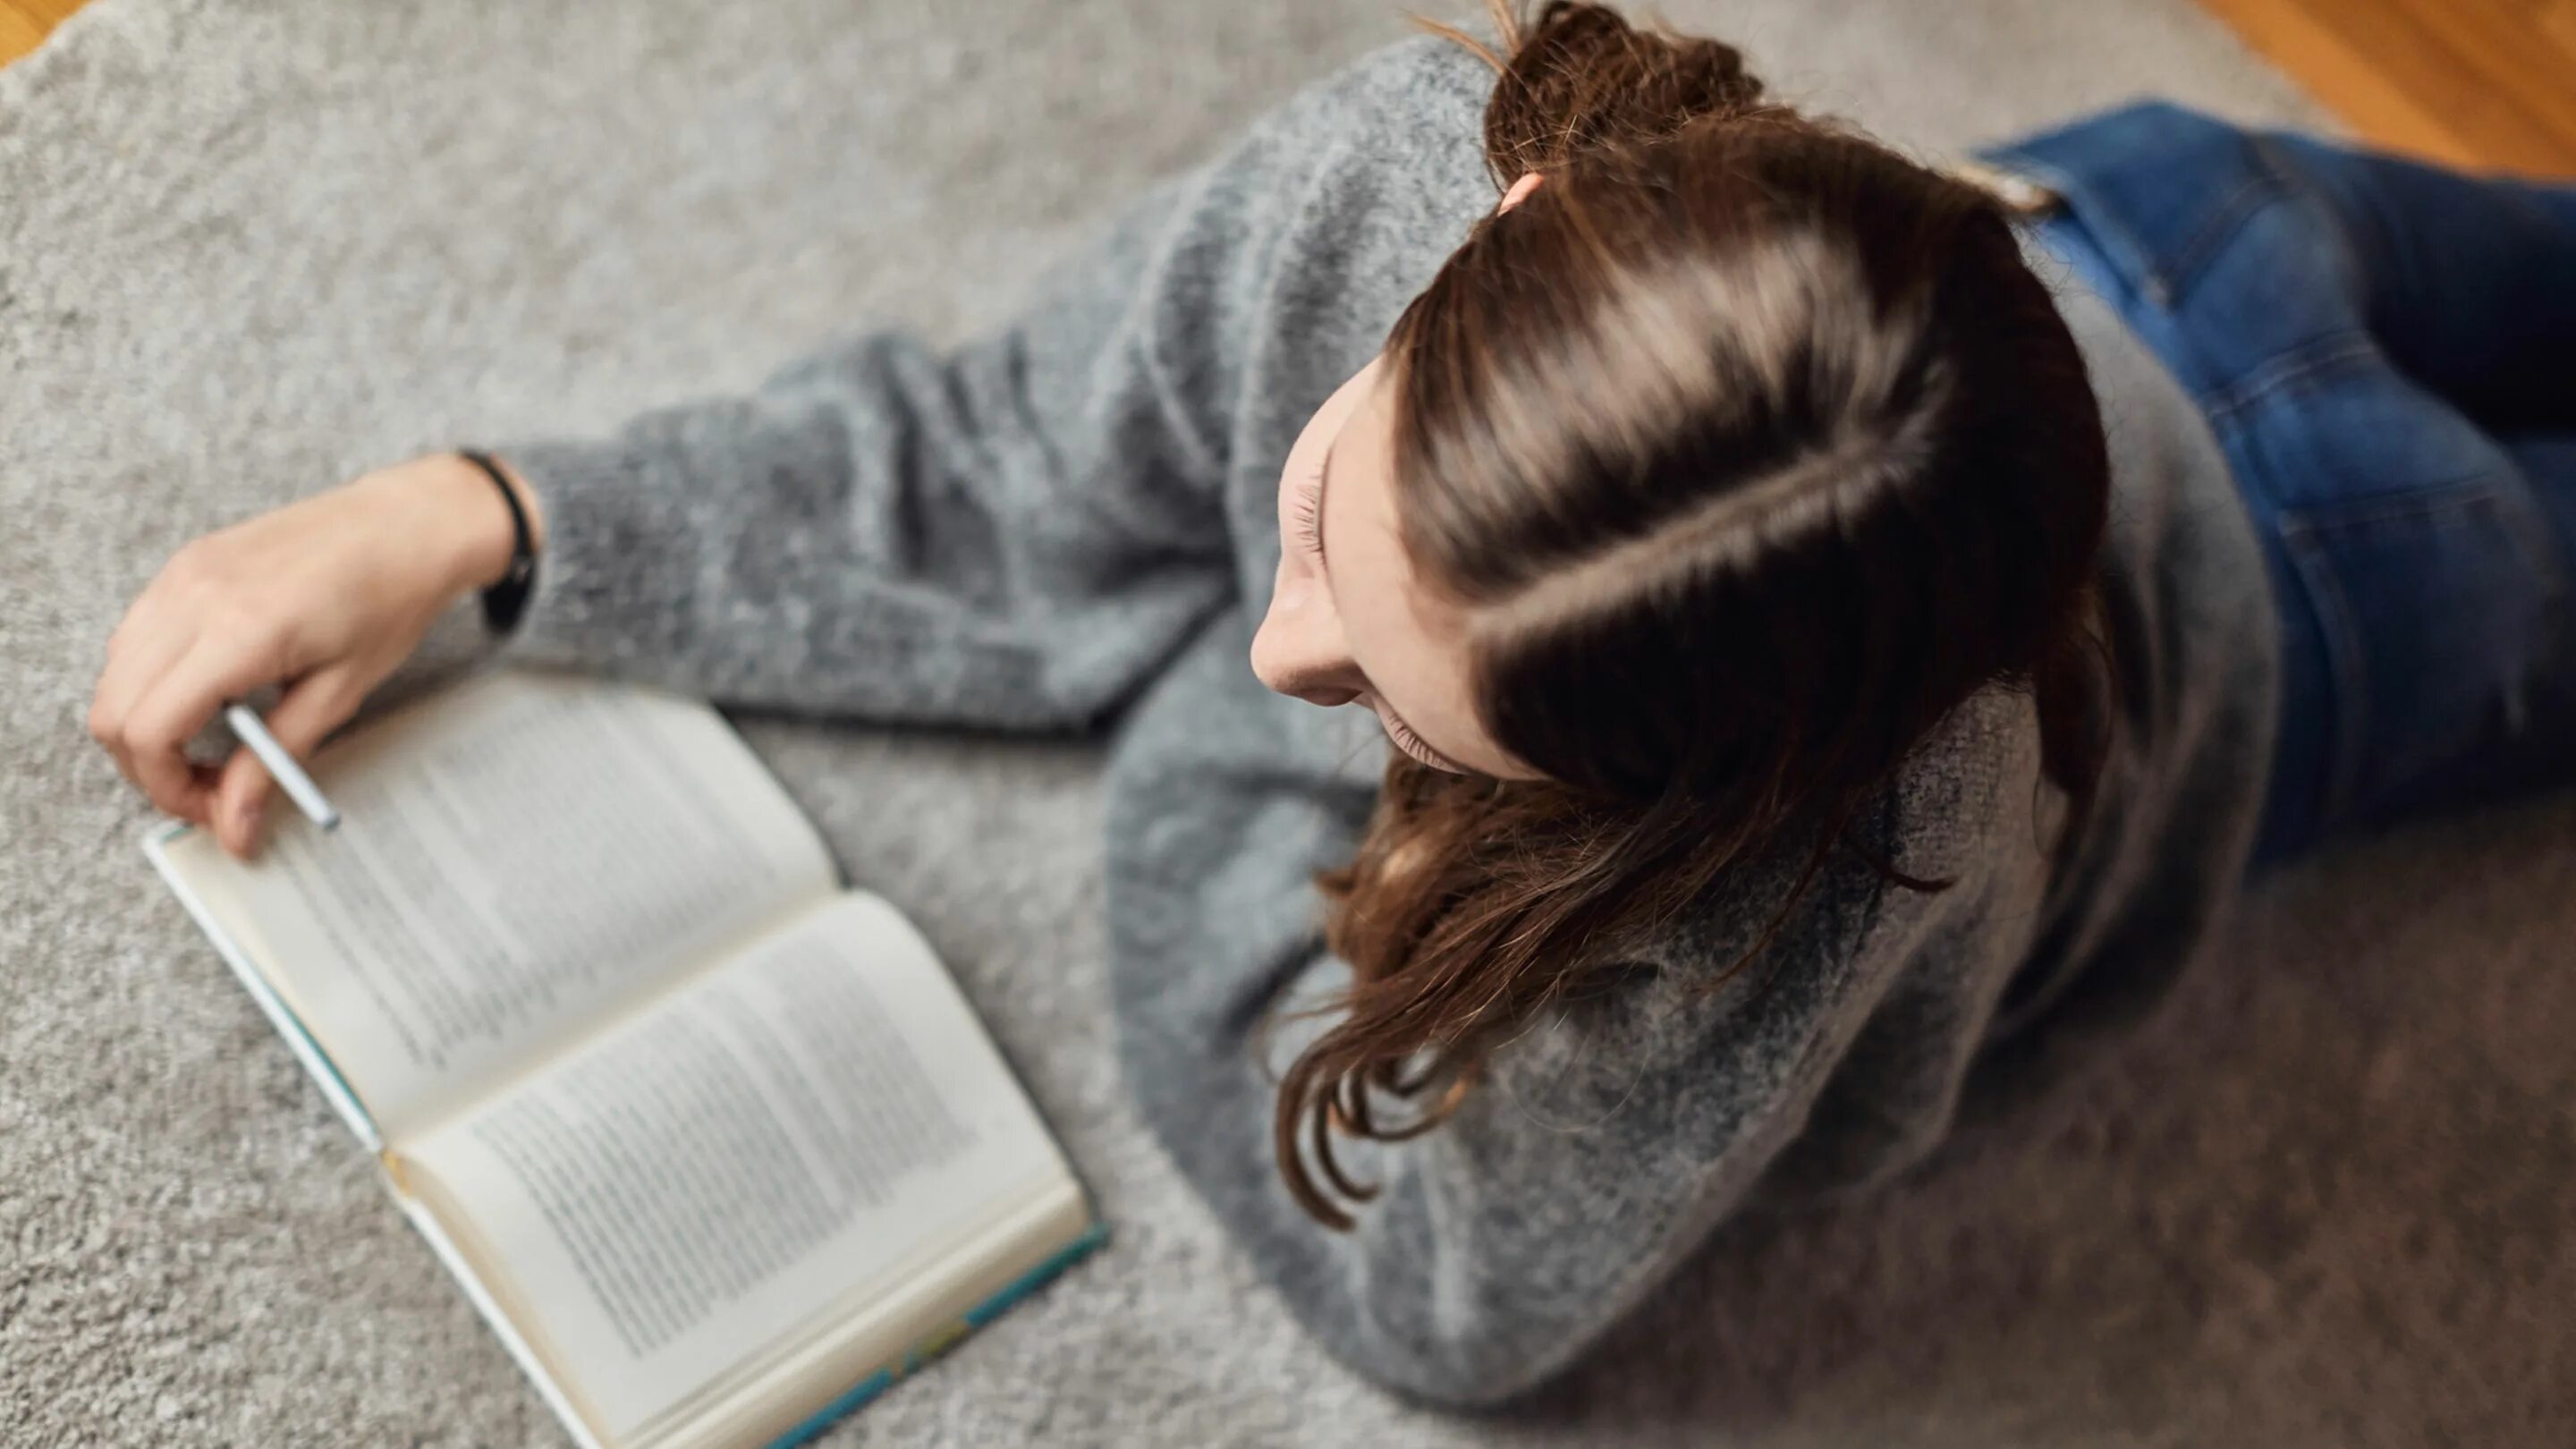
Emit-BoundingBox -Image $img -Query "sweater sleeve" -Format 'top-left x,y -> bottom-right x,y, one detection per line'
488,85 -> 1329,729
1104,618 -> 2032,1406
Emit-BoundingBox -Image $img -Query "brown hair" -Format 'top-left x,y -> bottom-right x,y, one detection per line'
1276,2 -> 2115,1226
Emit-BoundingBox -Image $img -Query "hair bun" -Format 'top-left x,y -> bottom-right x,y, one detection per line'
1475,1 -> 1772,179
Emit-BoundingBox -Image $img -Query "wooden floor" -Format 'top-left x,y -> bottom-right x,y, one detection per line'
1,0 -> 2569,171
0,0 -> 80,67
2200,0 -> 2576,174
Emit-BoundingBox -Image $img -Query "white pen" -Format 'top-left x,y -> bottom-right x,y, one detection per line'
224,702 -> 341,833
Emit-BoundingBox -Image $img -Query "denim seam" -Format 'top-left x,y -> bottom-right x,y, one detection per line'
2156,167 -> 2284,303
2275,479 -> 2504,826
2198,331 -> 2379,424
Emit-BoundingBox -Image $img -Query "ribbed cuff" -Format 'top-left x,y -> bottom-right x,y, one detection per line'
480,435 -> 708,678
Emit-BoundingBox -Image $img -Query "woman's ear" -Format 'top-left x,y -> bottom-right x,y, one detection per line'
1498,171 -> 1544,213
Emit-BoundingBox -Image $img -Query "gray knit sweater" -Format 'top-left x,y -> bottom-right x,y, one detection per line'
495,38 -> 2279,1406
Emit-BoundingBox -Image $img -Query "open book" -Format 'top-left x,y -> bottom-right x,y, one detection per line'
147,671 -> 1101,1449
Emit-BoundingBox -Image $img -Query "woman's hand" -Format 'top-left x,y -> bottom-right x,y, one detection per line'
89,453 -> 539,859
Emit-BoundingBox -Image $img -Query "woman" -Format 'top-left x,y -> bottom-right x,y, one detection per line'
88,3 -> 2573,1405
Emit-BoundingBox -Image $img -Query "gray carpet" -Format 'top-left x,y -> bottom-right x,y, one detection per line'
4,1 -> 2570,1445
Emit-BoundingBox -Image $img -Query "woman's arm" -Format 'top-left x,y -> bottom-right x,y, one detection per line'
89,142 -> 1284,853
494,134 -> 1286,728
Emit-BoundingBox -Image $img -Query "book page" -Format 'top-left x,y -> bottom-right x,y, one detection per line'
398,894 -> 1076,1446
158,672 -> 837,1138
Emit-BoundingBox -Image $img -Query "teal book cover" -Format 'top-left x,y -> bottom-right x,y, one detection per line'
767,1223 -> 1111,1449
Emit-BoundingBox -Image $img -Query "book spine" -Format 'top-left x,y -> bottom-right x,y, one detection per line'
764,1223 -> 1110,1449
143,823 -> 383,1151
395,1193 -> 607,1449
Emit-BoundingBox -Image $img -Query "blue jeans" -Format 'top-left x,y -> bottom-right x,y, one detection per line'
1982,105 -> 2576,871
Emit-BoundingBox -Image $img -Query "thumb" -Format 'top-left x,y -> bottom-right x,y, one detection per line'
213,668 -> 364,858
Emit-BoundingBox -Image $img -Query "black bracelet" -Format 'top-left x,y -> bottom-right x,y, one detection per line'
457,450 -> 537,633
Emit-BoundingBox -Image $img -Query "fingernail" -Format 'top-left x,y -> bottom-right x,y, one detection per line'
238,800 -> 264,845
